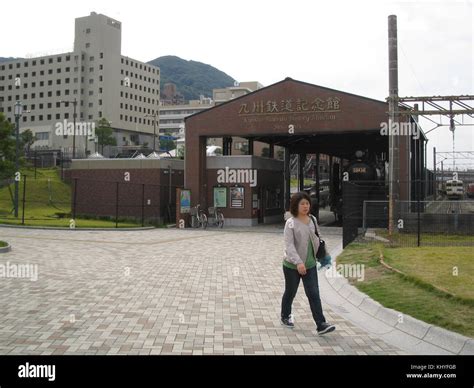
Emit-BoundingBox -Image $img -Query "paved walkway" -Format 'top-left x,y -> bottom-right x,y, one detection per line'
0,225 -> 462,355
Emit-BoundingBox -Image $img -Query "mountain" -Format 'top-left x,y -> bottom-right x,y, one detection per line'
0,57 -> 19,63
148,55 -> 236,101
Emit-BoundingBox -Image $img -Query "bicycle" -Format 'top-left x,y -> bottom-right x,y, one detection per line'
207,207 -> 225,228
190,204 -> 208,229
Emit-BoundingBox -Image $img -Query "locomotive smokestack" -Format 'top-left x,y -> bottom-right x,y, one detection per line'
388,14 -> 400,236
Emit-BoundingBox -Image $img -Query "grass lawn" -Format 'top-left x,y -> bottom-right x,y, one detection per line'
0,168 -> 149,228
337,242 -> 474,338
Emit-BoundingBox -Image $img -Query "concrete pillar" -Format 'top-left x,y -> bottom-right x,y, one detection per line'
284,148 -> 291,211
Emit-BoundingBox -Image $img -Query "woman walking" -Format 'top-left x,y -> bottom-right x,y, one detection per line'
281,191 -> 336,335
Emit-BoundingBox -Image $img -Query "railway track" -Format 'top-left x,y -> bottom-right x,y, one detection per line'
425,199 -> 474,214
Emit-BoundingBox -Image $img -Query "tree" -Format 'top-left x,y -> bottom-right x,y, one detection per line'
159,133 -> 176,152
20,129 -> 36,155
0,113 -> 16,180
95,118 -> 116,154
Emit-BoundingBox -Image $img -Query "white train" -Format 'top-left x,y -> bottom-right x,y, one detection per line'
445,179 -> 464,200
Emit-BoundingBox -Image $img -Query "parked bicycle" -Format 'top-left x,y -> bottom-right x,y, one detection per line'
190,204 -> 208,229
207,207 -> 225,228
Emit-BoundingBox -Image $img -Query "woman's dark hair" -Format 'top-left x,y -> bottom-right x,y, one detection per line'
289,191 -> 312,217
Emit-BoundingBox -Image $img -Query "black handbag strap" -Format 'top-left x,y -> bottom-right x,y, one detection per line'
309,215 -> 321,239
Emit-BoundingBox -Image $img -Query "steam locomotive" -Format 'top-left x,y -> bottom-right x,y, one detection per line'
330,150 -> 386,222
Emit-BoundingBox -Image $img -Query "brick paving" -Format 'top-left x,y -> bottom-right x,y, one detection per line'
0,227 -> 403,355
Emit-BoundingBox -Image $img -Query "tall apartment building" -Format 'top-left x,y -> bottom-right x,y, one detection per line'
0,12 -> 160,158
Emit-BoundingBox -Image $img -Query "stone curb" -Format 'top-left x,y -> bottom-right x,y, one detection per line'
0,224 -> 155,231
326,243 -> 473,355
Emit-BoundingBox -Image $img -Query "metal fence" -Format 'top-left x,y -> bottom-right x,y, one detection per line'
343,180 -> 474,247
363,200 -> 474,247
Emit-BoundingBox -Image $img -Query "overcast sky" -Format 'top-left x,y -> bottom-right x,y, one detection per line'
1,0 -> 472,169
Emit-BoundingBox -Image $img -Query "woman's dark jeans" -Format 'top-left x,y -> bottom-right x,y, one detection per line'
281,265 -> 326,327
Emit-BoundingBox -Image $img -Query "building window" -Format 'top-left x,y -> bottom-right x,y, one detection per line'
85,43 -> 90,48
36,132 -> 49,140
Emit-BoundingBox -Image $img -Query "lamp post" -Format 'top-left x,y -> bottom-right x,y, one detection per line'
13,101 -> 23,217
60,98 -> 78,158
145,112 -> 159,152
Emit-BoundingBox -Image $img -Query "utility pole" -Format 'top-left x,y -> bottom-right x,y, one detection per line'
145,112 -> 159,152
60,98 -> 78,158
13,101 -> 23,218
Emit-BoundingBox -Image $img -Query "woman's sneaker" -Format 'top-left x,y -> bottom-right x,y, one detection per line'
317,322 -> 336,335
280,314 -> 295,328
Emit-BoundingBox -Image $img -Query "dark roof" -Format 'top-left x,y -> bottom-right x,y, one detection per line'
185,77 -> 389,122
